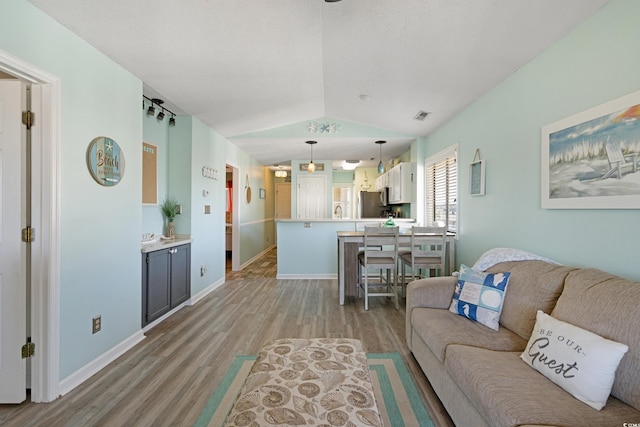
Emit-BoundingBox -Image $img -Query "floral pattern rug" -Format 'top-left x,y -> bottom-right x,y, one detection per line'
223,338 -> 383,426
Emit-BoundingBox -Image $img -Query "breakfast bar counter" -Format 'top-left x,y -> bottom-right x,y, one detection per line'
337,230 -> 455,305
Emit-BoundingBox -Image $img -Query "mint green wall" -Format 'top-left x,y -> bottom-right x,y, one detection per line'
189,118 -> 227,292
0,1 -> 143,378
142,112 -> 170,234
333,171 -> 355,183
168,116 -> 193,235
420,0 -> 640,280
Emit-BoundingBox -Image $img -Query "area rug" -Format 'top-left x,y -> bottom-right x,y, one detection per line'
194,352 -> 433,427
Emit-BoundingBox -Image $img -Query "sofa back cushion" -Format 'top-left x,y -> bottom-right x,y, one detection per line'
551,268 -> 640,411
486,261 -> 575,340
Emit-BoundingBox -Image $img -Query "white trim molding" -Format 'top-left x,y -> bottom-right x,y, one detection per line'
0,48 -> 62,403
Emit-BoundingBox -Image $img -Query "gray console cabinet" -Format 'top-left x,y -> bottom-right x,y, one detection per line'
142,243 -> 191,326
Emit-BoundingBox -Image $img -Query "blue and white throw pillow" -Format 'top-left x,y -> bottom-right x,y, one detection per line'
448,264 -> 511,331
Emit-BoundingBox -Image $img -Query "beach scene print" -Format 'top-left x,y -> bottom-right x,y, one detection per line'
548,104 -> 640,199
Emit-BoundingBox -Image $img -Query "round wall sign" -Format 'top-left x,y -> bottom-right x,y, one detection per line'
86,136 -> 125,186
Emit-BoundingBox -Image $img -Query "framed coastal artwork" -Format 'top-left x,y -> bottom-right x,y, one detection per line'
541,90 -> 640,209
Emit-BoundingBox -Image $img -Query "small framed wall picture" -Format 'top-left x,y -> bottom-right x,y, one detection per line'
469,149 -> 485,196
259,188 -> 266,199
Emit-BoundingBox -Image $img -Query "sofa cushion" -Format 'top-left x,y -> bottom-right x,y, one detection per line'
448,264 -> 511,331
520,311 -> 628,410
485,261 -> 576,340
551,268 -> 640,411
445,345 -> 640,427
411,308 -> 526,363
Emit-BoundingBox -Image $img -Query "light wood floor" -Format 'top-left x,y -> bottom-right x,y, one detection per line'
0,248 -> 454,427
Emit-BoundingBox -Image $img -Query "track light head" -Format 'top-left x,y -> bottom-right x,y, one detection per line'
157,110 -> 165,121
169,115 -> 176,126
146,104 -> 155,116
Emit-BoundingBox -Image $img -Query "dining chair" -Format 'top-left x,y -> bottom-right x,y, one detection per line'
358,225 -> 400,310
399,226 -> 447,297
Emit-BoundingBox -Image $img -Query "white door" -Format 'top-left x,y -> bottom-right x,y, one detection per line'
275,183 -> 291,219
297,175 -> 327,219
0,80 -> 26,402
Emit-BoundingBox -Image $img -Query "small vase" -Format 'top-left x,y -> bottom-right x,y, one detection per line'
166,221 -> 176,238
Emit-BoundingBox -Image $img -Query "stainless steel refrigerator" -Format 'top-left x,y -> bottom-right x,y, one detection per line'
358,191 -> 384,218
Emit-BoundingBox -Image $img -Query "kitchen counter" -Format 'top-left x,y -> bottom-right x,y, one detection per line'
140,235 -> 192,253
275,218 -> 416,223
275,219 -> 416,278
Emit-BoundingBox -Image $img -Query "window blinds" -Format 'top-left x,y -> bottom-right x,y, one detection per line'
426,149 -> 457,233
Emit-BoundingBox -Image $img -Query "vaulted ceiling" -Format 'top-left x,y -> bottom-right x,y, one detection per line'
29,0 -> 611,168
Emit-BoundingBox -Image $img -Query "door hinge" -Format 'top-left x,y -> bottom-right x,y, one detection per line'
22,111 -> 35,129
22,227 -> 36,243
22,338 -> 35,359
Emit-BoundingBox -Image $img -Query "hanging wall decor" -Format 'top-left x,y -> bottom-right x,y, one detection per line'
469,148 -> 485,196
87,136 -> 125,186
245,174 -> 252,204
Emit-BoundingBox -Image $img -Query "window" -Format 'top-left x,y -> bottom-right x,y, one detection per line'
425,147 -> 457,233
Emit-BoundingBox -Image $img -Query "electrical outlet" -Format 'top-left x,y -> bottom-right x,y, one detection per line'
92,315 -> 101,334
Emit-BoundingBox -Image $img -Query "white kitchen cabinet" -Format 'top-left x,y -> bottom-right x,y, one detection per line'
388,162 -> 416,204
374,172 -> 388,190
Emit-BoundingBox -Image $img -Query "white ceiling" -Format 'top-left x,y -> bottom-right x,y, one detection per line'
29,0 -> 611,169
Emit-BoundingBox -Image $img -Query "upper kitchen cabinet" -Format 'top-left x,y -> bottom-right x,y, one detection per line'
374,172 -> 389,190
388,162 -> 416,204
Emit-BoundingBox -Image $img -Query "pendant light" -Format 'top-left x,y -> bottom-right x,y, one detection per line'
376,140 -> 386,174
306,140 -> 317,173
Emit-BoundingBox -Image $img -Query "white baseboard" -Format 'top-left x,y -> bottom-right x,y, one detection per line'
189,277 -> 225,305
240,245 -> 275,270
58,330 -> 146,396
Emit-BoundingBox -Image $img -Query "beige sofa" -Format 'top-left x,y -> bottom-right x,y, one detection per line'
406,259 -> 640,427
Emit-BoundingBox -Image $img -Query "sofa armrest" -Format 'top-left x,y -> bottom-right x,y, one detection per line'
405,276 -> 457,350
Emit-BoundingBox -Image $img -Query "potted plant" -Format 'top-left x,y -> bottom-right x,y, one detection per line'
160,197 -> 179,238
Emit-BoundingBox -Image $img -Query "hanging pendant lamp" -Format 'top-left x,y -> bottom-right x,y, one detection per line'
375,140 -> 386,174
306,140 -> 317,173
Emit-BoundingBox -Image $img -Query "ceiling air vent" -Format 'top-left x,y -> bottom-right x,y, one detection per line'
413,110 -> 431,121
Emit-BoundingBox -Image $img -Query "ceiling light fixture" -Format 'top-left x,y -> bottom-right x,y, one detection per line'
375,140 -> 386,174
274,165 -> 287,178
342,160 -> 360,170
306,140 -> 317,173
143,95 -> 178,126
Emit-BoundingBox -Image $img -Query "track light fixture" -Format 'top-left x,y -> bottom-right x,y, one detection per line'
143,95 -> 177,126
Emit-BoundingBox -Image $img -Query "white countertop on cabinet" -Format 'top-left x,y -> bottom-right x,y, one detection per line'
140,235 -> 192,253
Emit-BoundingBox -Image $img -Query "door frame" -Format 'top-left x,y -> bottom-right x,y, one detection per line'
0,48 -> 61,402
226,162 -> 240,272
